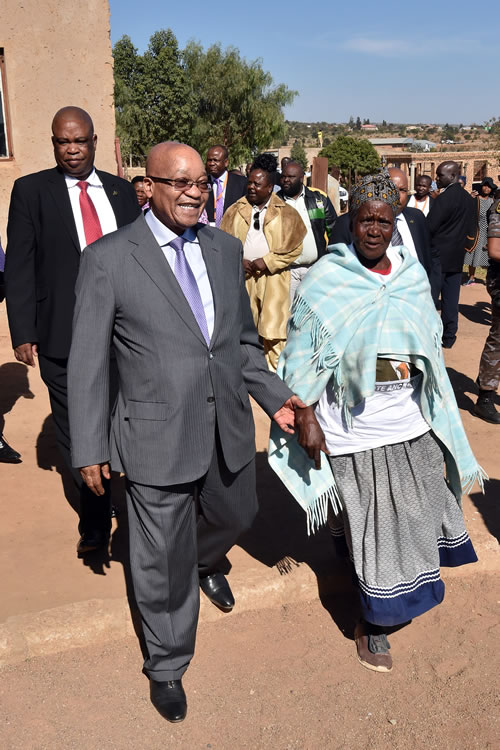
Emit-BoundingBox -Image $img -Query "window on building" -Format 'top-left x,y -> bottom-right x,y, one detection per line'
0,48 -> 13,158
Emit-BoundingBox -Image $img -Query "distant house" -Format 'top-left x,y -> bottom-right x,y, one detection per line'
361,123 -> 378,131
368,137 -> 435,154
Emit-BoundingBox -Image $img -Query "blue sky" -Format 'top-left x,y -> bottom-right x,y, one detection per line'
109,0 -> 497,125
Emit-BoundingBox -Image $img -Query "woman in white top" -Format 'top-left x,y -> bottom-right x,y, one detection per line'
269,172 -> 482,675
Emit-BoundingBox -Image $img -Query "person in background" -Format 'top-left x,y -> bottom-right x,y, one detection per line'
221,153 -> 306,370
463,177 -> 497,286
4,106 -> 140,554
408,175 -> 433,216
473,191 -> 500,423
277,160 -> 336,301
132,175 -> 149,211
269,171 -> 482,674
0,236 -> 22,463
458,176 -> 467,188
428,161 -> 476,348
205,145 -> 247,227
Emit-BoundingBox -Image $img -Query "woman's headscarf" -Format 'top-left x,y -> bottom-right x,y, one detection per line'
349,170 -> 400,218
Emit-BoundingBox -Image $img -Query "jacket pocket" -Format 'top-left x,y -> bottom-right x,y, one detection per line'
125,400 -> 169,420
236,382 -> 250,408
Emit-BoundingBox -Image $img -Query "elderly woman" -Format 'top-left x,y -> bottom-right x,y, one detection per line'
269,172 -> 483,673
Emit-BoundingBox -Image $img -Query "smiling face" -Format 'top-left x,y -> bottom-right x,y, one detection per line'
144,143 -> 208,234
352,201 -> 394,262
52,109 -> 96,179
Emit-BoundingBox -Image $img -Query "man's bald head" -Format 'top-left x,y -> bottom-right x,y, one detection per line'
436,161 -> 459,189
51,106 -> 96,179
144,142 -> 208,234
388,167 -> 409,213
52,106 -> 94,135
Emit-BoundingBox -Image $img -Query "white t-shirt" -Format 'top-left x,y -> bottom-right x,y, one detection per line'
408,194 -> 431,217
314,245 -> 430,456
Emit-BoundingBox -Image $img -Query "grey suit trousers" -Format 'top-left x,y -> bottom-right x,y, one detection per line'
126,431 -> 257,681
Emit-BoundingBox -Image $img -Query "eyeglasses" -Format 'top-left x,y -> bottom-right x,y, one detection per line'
146,176 -> 212,193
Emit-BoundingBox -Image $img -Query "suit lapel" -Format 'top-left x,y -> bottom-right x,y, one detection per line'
97,170 -> 128,227
46,168 -> 80,255
129,216 -> 208,347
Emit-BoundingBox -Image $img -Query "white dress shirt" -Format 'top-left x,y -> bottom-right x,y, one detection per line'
145,209 -> 215,338
65,168 -> 117,251
391,213 -> 418,259
282,187 -> 318,265
243,202 -> 271,261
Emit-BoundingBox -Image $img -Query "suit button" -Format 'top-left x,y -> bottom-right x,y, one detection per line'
209,353 -> 214,359
207,396 -> 215,403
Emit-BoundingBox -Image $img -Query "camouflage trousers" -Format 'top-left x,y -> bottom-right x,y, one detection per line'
478,270 -> 500,392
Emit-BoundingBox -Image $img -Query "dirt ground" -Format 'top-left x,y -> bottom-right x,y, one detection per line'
0,280 -> 499,749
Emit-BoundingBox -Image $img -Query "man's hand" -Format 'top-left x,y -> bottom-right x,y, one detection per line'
272,394 -> 307,434
251,258 -> 267,276
295,405 -> 328,470
14,343 -> 38,367
80,463 -> 111,496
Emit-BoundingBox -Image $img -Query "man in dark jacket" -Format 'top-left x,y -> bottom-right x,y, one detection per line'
5,106 -> 141,553
205,145 -> 247,226
278,160 -> 337,300
428,160 -> 476,348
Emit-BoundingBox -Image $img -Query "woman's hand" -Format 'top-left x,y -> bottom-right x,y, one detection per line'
251,258 -> 268,276
295,405 -> 328,469
242,259 -> 254,279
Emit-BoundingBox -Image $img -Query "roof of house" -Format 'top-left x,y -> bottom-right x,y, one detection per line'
369,138 -> 413,145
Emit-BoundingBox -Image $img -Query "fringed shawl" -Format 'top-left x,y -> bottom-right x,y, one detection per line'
268,243 -> 486,533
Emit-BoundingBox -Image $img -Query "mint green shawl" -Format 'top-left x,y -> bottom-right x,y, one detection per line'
268,243 -> 486,533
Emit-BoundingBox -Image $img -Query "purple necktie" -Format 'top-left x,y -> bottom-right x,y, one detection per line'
215,178 -> 224,227
169,236 -> 210,345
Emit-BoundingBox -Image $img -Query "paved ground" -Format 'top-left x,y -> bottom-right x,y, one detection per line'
0,281 -> 498,749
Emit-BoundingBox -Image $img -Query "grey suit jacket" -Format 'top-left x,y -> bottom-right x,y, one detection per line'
67,214 -> 292,486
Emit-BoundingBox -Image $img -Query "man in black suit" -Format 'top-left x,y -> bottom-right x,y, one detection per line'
5,106 -> 140,554
205,145 -> 247,226
428,161 -> 476,348
330,168 -> 440,302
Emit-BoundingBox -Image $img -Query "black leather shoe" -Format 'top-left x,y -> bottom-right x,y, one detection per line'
76,530 -> 109,555
0,434 -> 21,463
473,391 -> 500,424
199,572 -> 235,612
150,679 -> 187,722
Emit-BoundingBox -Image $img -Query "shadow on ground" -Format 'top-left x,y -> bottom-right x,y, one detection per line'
469,478 -> 500,544
459,300 -> 491,326
238,451 -> 360,639
0,361 -> 34,447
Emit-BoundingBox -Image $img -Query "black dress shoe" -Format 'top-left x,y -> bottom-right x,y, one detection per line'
76,530 -> 109,555
0,434 -> 21,463
473,391 -> 500,424
199,572 -> 235,612
150,679 -> 187,722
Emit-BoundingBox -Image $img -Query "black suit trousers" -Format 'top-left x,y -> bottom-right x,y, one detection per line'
39,354 -> 111,535
438,271 -> 462,345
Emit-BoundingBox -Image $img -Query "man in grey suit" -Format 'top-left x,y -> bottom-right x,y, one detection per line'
67,142 -> 301,722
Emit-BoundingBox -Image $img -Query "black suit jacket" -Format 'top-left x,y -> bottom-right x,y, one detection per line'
427,182 -> 476,273
5,166 -> 140,358
329,207 -> 440,302
205,172 -> 247,222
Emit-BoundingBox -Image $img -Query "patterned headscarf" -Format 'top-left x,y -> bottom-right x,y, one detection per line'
349,170 -> 400,217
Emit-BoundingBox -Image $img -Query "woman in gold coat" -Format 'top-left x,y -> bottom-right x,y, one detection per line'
221,154 -> 306,370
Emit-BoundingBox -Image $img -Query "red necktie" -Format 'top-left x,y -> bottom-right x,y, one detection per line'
77,181 -> 103,246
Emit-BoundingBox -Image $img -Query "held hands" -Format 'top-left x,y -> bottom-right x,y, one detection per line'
243,258 -> 267,279
80,462 -> 111,496
14,343 -> 38,367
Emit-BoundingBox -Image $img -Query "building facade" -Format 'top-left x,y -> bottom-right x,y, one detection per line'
0,0 -> 117,239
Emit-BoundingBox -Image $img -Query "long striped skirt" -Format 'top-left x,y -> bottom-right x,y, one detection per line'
328,431 -> 477,627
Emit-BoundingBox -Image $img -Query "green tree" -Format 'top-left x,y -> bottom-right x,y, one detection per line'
319,136 -> 380,186
290,140 -> 308,171
113,31 -> 193,162
355,116 -> 362,130
182,41 -> 296,165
